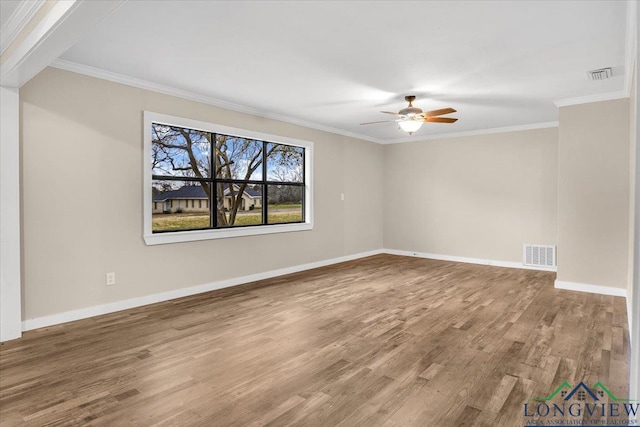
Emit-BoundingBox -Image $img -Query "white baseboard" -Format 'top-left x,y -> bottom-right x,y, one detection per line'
21,249 -> 384,332
21,248 -> 627,333
383,248 -> 557,272
554,280 -> 628,298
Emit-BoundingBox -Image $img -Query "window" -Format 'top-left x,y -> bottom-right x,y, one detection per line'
144,112 -> 313,245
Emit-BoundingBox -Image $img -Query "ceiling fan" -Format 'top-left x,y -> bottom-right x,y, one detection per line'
361,95 -> 458,135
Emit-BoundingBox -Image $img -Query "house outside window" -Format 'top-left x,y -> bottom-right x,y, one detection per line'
144,112 -> 313,245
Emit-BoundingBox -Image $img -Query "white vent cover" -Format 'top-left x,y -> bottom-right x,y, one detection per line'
587,67 -> 612,81
523,244 -> 556,267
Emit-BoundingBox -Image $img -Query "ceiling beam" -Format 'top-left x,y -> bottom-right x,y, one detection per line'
0,0 -> 44,55
0,0 -> 125,88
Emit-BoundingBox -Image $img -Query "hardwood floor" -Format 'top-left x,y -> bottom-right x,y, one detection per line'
0,255 -> 630,426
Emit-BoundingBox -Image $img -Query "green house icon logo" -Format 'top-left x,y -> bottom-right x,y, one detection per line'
531,381 -> 635,402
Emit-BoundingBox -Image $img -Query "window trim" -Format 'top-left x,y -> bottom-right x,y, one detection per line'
143,111 -> 314,245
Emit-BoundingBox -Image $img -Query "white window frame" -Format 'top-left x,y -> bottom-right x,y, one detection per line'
143,111 -> 314,245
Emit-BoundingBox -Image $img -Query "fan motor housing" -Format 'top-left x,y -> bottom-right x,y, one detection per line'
399,106 -> 423,116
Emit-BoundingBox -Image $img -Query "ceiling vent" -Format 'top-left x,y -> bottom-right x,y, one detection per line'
587,67 -> 612,81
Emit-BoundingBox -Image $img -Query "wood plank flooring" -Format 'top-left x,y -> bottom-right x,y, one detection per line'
0,254 -> 631,426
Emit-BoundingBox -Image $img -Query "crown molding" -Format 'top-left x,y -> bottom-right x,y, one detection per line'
49,60 -> 563,146
0,0 -> 44,55
381,121 -> 560,144
50,59 -> 385,144
553,90 -> 630,108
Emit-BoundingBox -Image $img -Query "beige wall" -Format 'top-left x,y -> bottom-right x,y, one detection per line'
20,67 -> 383,320
343,137 -> 384,254
19,66 -> 633,323
557,98 -> 630,289
383,128 -> 558,263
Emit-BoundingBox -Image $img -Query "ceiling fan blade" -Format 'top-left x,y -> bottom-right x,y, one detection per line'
423,107 -> 457,117
380,111 -> 403,116
420,117 -> 458,123
360,120 -> 397,125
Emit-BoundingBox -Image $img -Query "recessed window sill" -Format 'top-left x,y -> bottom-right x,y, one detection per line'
144,221 -> 313,245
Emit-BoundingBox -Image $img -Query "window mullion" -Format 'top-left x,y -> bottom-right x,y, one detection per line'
149,117 -> 309,239
211,132 -> 217,229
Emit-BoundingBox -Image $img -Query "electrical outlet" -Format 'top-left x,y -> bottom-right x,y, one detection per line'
340,193 -> 345,201
106,272 -> 116,286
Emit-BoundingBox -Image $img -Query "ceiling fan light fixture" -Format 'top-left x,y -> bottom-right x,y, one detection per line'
360,95 -> 456,134
398,119 -> 423,135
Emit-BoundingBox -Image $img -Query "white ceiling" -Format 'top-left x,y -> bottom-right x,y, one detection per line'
57,1 -> 631,143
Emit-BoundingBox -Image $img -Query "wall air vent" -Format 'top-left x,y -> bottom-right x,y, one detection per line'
523,244 -> 556,268
587,67 -> 612,81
